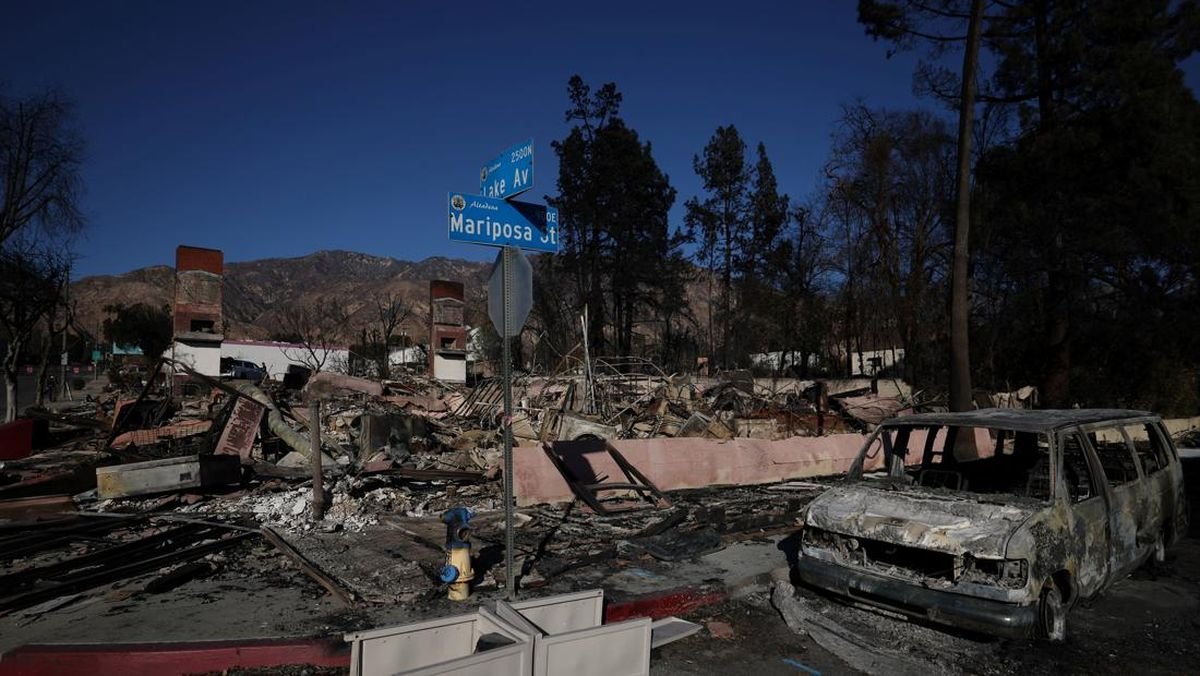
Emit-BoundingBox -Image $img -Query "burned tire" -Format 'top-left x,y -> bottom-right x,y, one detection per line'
1038,579 -> 1067,642
1152,530 -> 1167,565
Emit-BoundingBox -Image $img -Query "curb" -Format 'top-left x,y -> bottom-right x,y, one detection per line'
0,585 -> 737,675
605,585 -> 729,623
0,637 -> 349,676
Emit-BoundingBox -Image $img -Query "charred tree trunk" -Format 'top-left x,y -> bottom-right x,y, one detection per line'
949,0 -> 983,412
3,340 -> 20,423
34,333 -> 51,407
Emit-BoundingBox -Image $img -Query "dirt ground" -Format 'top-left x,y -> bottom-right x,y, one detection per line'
648,536 -> 1200,675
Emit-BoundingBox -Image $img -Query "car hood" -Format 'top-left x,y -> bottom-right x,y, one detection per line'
805,484 -> 1039,558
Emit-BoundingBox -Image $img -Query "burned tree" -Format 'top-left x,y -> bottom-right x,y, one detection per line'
548,76 -> 687,360
0,239 -> 70,421
824,105 -> 955,387
33,286 -> 74,407
0,89 -> 84,420
0,90 -> 83,247
278,300 -> 348,373
103,303 -> 172,363
370,291 -> 413,378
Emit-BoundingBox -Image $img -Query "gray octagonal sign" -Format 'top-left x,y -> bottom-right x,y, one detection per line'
488,247 -> 533,338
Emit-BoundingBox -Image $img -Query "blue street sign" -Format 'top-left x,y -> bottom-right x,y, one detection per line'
480,139 -> 534,199
448,192 -> 559,253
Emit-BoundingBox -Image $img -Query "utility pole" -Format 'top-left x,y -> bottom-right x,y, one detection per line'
61,265 -> 71,401
501,246 -> 516,600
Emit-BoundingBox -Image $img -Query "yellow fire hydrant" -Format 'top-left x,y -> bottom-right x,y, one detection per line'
439,507 -> 475,601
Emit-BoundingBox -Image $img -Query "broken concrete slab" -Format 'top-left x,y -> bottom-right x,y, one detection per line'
732,417 -> 780,439
556,412 -> 620,441
277,450 -> 337,468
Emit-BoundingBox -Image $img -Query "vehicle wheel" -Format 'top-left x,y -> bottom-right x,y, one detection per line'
1038,580 -> 1067,642
1152,531 -> 1167,565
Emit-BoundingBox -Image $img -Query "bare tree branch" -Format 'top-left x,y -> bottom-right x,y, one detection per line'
0,90 -> 84,247
278,300 -> 348,373
0,236 -> 72,420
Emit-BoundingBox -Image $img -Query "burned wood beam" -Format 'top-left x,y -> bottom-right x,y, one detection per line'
361,467 -> 486,482
0,515 -> 142,561
144,561 -> 214,594
260,526 -> 356,606
0,523 -> 212,590
540,439 -> 670,514
533,545 -> 619,580
0,531 -> 255,614
106,357 -> 166,447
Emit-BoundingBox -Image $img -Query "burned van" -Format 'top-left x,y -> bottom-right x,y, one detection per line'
796,409 -> 1188,640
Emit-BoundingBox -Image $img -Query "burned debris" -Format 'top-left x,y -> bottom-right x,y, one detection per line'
4,339 -> 1197,675
0,347 -> 885,614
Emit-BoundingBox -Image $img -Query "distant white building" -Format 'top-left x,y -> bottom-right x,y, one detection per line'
750,351 -> 820,372
388,345 -> 425,369
221,339 -> 349,378
831,346 -> 905,377
751,346 -> 905,376
173,341 -> 222,376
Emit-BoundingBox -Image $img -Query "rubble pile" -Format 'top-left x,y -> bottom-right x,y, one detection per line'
0,353 -> 925,624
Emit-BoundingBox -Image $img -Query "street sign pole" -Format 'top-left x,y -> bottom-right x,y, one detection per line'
449,140 -> 554,601
501,245 -> 516,600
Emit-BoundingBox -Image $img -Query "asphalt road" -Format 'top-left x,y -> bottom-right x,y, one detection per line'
0,374 -> 43,415
0,371 -> 99,416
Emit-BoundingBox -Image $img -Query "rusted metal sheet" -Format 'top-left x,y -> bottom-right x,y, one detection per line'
214,395 -> 265,460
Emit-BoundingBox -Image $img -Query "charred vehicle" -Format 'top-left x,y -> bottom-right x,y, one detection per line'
796,409 -> 1189,640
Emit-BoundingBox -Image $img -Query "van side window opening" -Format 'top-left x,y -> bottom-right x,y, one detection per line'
849,431 -> 890,480
1123,423 -> 1170,474
1060,432 -> 1096,503
1088,428 -> 1141,486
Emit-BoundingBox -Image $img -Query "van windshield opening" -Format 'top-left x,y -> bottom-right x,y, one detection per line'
866,425 -> 1054,501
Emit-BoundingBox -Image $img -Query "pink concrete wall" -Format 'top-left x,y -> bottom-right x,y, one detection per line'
514,426 -> 997,506
514,434 -> 877,506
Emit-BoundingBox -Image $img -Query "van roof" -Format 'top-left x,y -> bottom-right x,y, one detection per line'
882,408 -> 1157,434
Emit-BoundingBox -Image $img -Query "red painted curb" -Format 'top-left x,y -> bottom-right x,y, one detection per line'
0,637 -> 350,676
604,586 -> 728,623
0,587 -> 727,674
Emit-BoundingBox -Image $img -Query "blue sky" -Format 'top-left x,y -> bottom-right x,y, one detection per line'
3,1 -> 1196,277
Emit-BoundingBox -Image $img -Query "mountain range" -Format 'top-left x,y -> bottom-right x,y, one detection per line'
70,250 -> 493,343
